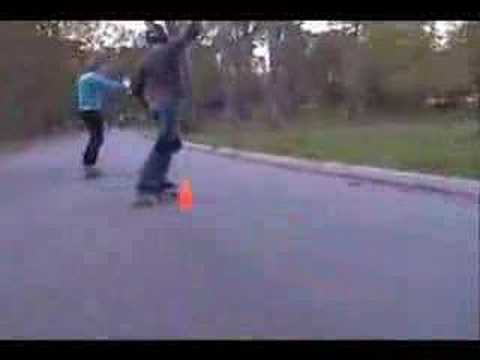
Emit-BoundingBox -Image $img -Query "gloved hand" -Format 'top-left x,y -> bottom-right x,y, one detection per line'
122,77 -> 131,91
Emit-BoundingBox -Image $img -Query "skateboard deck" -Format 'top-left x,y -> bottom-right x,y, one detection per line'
131,189 -> 178,208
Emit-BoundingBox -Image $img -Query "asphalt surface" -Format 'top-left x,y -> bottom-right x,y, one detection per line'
0,129 -> 478,339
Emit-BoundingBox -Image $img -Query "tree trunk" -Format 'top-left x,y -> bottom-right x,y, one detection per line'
165,21 -> 196,132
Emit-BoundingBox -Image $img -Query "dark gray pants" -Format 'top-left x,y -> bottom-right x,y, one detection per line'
136,102 -> 182,194
80,110 -> 104,167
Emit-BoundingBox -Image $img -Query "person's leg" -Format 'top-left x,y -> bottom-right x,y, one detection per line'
136,102 -> 182,194
82,112 -> 104,167
81,111 -> 97,167
136,108 -> 172,194
151,103 -> 179,152
155,102 -> 182,186
136,147 -> 172,194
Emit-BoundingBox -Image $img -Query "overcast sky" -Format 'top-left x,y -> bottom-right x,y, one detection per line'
105,21 -> 461,65
103,20 -> 462,71
110,20 -> 461,35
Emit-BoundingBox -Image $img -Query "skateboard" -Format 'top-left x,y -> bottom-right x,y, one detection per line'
131,188 -> 178,208
84,167 -> 103,179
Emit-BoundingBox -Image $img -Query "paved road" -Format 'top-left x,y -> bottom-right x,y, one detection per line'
0,129 -> 478,339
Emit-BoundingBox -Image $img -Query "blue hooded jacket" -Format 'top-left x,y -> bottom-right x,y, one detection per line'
77,72 -> 126,112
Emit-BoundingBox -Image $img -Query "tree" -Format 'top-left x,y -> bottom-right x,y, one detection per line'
191,45 -> 223,111
251,21 -> 310,126
0,22 -> 81,140
452,22 -> 480,131
37,21 -> 137,50
364,22 -> 433,109
199,21 -> 261,122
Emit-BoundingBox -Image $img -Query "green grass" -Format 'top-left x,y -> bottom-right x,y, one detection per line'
0,140 -> 29,154
187,108 -> 480,180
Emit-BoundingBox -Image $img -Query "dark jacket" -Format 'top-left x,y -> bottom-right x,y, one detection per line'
131,23 -> 198,109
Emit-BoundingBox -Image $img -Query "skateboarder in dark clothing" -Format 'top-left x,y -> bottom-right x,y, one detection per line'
77,57 -> 128,177
131,22 -> 200,201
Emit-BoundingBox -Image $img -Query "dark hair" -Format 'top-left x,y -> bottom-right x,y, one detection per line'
146,24 -> 168,45
84,53 -> 110,73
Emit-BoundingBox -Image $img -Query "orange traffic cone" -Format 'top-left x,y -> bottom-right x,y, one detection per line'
178,178 -> 194,212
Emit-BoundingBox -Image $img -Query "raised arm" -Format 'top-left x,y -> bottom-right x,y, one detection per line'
169,22 -> 201,55
98,75 -> 127,92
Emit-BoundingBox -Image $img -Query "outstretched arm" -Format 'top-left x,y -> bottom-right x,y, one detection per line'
169,22 -> 201,54
98,75 -> 127,93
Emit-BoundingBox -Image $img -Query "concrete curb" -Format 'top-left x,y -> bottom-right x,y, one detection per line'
183,142 -> 480,201
141,131 -> 479,200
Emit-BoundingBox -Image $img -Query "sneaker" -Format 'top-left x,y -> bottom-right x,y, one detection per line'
84,166 -> 102,179
133,192 -> 159,207
162,180 -> 177,190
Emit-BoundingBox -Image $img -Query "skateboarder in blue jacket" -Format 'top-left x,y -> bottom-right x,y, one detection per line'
77,58 -> 128,176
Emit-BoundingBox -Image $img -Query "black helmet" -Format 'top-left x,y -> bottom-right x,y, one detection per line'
146,24 -> 168,45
